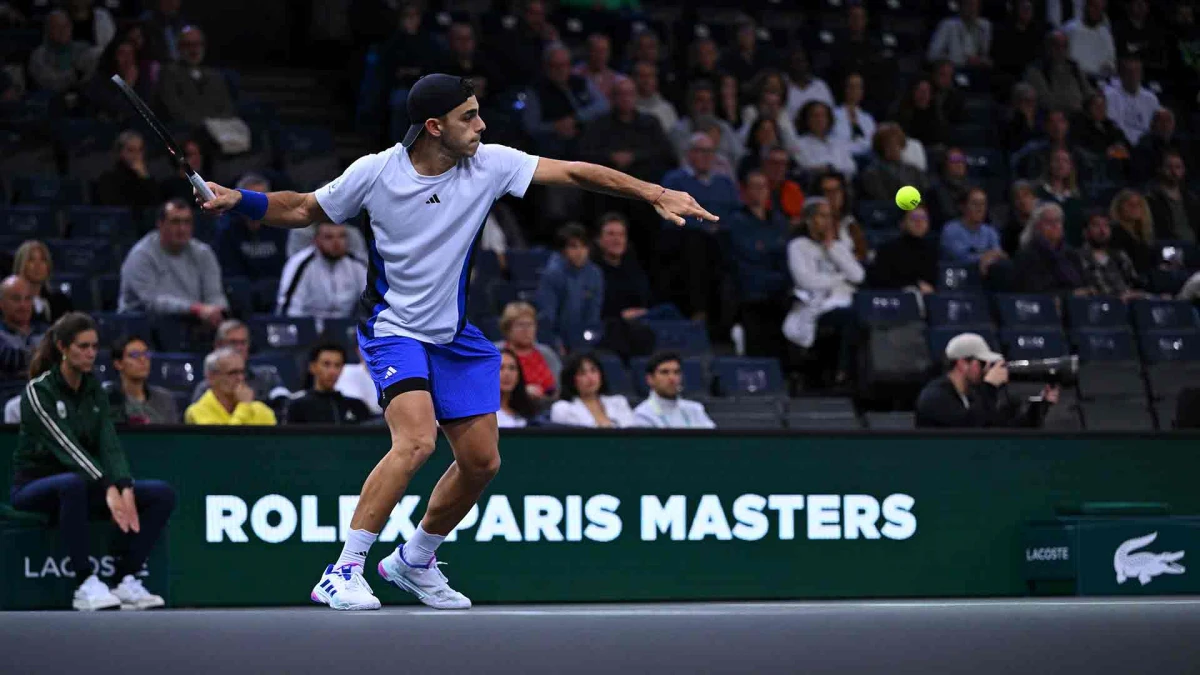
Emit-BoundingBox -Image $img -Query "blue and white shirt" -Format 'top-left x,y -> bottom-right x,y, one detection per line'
315,143 -> 539,344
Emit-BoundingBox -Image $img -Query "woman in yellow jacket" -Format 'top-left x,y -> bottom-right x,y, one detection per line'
184,348 -> 277,425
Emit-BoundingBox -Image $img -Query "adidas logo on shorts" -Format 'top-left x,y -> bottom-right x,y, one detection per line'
385,366 -> 397,378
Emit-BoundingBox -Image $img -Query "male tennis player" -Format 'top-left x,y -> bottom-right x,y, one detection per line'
199,74 -> 716,610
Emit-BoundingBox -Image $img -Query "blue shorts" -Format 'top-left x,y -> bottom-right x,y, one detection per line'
357,323 -> 501,421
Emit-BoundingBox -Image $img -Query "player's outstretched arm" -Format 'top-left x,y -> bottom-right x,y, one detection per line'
197,182 -> 330,229
532,158 -> 718,227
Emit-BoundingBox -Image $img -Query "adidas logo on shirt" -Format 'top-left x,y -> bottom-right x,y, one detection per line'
425,194 -> 441,204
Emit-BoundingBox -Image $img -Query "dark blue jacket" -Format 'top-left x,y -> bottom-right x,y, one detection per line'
535,253 -> 605,347
215,215 -> 290,280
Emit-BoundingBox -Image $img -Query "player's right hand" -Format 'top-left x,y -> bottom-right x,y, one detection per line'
197,181 -> 241,214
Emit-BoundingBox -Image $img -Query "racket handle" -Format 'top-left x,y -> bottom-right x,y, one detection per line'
188,172 -> 216,201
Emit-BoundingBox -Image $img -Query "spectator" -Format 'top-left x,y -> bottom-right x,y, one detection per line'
1166,4 -> 1200,106
760,146 -> 806,226
1012,109 -> 1089,182
827,1 -> 891,113
65,0 -> 116,58
438,21 -> 500,101
159,137 -> 213,203
831,72 -> 876,157
1080,210 -> 1145,299
534,224 -> 604,350
156,25 -> 237,125
793,100 -> 856,180
573,33 -> 626,103
287,217 -> 368,261
927,0 -> 992,67
86,39 -> 151,121
118,199 -> 228,327
868,206 -> 938,294
378,3 -> 437,95
1104,56 -> 1159,146
1024,30 -> 1095,113
859,123 -> 929,203
593,213 -> 652,320
1073,91 -> 1131,163
578,78 -> 675,183
335,347 -> 382,418
783,198 -> 864,385
0,276 -> 43,381
816,170 -> 869,263
929,59 -> 967,124
716,73 -> 744,131
28,9 -> 96,94
1002,83 -> 1040,154
139,0 -> 186,63
1147,150 -> 1200,244
992,0 -> 1046,81
497,301 -> 560,403
1108,188 -> 1157,272
184,347 -> 277,425
783,48 -> 834,120
622,28 -> 671,86
726,170 -> 790,357
214,174 -> 289,281
1001,179 -> 1039,254
893,78 -> 946,149
276,221 -> 367,319
285,342 -> 371,425
102,334 -> 180,425
549,352 -> 636,428
915,332 -> 1057,428
1047,0 -> 1088,27
12,313 -> 175,611
1036,148 -> 1087,245
12,241 -> 72,324
720,17 -> 775,93
494,0 -> 559,90
1064,0 -> 1117,79
1132,109 -> 1179,183
631,61 -> 677,134
670,81 -> 742,168
929,148 -> 973,226
739,78 -> 802,156
694,119 -> 737,180
497,348 -> 538,429
686,37 -> 722,86
522,43 -> 609,158
1112,0 -> 1168,76
94,130 -> 161,209
1014,202 -> 1089,294
941,187 -> 1010,285
632,351 -> 716,429
737,116 -> 783,176
190,319 -> 290,405
662,132 -> 741,224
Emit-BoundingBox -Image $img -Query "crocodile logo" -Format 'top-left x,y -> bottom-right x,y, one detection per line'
1114,532 -> 1185,586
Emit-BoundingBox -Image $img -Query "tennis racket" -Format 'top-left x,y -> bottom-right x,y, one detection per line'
110,74 -> 216,201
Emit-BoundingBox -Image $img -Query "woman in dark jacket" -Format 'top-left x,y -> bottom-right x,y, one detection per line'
12,313 -> 175,611
12,240 -> 72,324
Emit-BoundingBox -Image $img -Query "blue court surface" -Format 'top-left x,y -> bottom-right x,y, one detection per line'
3,598 -> 1199,674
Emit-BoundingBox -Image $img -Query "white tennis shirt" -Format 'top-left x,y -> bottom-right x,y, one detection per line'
315,143 -> 539,344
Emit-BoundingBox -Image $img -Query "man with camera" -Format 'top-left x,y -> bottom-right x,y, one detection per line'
915,333 -> 1060,428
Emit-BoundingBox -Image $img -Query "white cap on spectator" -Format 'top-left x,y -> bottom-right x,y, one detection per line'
945,333 -> 1003,363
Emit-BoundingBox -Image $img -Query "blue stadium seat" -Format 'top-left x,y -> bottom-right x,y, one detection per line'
961,147 -> 1005,180
1066,295 -> 1131,330
629,356 -> 707,398
927,293 -> 993,330
855,200 -> 901,230
249,353 -> 301,392
46,239 -> 113,275
93,274 -> 121,312
224,277 -> 254,318
148,352 -> 204,393
643,320 -> 711,355
250,279 -> 278,314
0,205 -> 58,239
1000,328 -> 1070,360
854,291 -> 921,326
277,125 -> 335,159
57,119 -> 119,182
1131,298 -> 1200,333
11,175 -> 87,205
1138,331 -> 1200,364
92,312 -> 151,343
474,250 -> 501,281
320,318 -> 360,363
508,249 -> 551,286
593,352 -> 633,396
249,315 -> 318,351
711,357 -> 785,397
476,316 -> 502,343
488,280 -> 518,315
1072,329 -> 1137,362
929,326 -> 998,361
936,263 -> 982,291
152,315 -> 212,353
64,206 -> 135,241
993,294 -> 1062,329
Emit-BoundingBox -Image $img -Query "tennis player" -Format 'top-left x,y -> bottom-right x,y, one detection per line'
199,74 -> 716,610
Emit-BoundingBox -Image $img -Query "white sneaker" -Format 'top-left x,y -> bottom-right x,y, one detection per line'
111,575 -> 165,610
310,563 -> 381,611
378,549 -> 471,610
73,574 -> 121,611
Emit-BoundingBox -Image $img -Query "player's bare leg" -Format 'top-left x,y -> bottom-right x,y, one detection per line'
312,391 -> 437,611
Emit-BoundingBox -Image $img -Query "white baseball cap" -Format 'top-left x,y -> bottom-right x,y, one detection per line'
944,333 -> 1003,363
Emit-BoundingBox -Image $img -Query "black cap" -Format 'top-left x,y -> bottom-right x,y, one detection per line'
402,74 -> 472,148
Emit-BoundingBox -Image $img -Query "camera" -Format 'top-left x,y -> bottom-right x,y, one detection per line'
1006,355 -> 1079,384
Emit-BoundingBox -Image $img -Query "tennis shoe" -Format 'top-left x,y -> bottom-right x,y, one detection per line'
378,549 -> 471,609
311,563 -> 381,611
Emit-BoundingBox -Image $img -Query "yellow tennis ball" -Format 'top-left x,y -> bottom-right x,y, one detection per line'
896,185 -> 922,211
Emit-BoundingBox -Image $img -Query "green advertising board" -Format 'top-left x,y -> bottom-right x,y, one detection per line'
2,428 -> 1198,607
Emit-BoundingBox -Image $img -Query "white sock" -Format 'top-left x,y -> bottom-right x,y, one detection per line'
334,529 -> 378,569
400,525 -> 445,567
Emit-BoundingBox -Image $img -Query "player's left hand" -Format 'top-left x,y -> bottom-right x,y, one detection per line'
653,188 -> 719,227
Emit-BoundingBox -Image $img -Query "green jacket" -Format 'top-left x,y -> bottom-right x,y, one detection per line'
13,367 -> 132,489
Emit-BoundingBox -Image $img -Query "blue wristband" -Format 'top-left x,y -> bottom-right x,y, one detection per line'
233,189 -> 268,220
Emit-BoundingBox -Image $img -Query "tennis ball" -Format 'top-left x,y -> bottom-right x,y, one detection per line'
895,185 -> 922,211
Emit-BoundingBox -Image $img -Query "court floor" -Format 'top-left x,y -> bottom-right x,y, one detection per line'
3,598 -> 1199,674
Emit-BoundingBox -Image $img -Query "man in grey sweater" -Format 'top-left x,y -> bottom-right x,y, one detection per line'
118,198 -> 228,327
